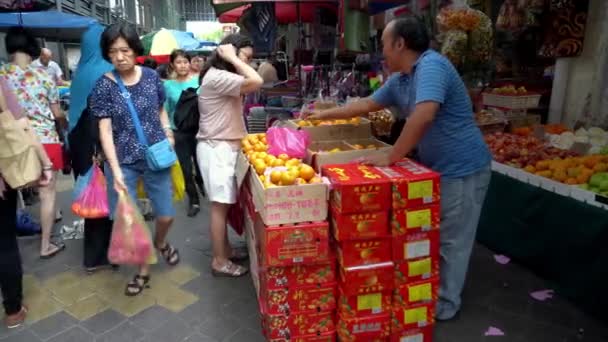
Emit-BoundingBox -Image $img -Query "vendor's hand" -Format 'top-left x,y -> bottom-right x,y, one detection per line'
38,169 -> 54,187
301,110 -> 326,121
355,153 -> 392,167
217,44 -> 238,62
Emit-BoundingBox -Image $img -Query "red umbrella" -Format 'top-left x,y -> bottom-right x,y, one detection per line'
218,2 -> 337,24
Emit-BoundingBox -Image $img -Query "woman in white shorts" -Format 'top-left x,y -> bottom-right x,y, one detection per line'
196,34 -> 263,277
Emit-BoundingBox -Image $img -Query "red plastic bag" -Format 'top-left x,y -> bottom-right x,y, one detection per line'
108,190 -> 157,265
71,164 -> 109,219
267,127 -> 311,159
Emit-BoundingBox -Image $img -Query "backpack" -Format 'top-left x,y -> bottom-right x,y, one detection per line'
173,87 -> 200,134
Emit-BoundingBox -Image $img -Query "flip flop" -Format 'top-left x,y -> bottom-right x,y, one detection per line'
40,243 -> 66,259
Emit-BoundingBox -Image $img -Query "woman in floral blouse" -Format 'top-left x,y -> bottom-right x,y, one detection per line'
0,27 -> 65,259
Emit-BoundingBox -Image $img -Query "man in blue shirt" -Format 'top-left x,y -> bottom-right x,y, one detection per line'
306,17 -> 492,321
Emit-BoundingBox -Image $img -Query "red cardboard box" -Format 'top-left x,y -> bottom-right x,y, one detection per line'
261,306 -> 335,339
337,313 -> 391,341
331,207 -> 389,241
390,325 -> 434,342
391,204 -> 440,236
338,287 -> 392,318
375,159 -> 440,209
339,262 -> 394,297
393,277 -> 439,307
267,332 -> 336,342
391,302 -> 435,332
322,164 -> 392,214
394,257 -> 440,287
254,213 -> 331,267
261,262 -> 336,290
338,237 -> 392,268
261,282 -> 337,315
392,230 -> 440,263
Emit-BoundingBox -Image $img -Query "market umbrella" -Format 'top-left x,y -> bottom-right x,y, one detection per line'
0,10 -> 97,41
141,28 -> 201,56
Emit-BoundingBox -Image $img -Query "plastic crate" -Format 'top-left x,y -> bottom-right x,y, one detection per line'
482,93 -> 541,109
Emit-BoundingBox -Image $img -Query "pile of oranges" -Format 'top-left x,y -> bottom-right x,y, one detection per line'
242,133 -> 322,188
296,117 -> 361,127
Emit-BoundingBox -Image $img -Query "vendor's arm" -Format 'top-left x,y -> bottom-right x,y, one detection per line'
308,98 -> 384,120
307,74 -> 398,120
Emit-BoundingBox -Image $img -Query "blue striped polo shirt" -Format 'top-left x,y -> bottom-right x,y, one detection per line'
372,49 -> 491,179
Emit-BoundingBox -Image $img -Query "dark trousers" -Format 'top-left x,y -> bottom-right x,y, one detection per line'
0,187 -> 23,315
174,131 -> 204,205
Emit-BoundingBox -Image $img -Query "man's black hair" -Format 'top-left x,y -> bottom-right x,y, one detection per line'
199,33 -> 253,84
390,16 -> 430,53
5,26 -> 40,57
100,23 -> 144,62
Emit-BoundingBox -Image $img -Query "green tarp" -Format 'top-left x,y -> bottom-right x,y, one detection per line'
477,172 -> 608,322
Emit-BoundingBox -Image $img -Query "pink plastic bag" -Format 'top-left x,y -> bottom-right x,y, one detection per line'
108,190 -> 157,265
267,127 -> 311,159
71,164 -> 109,219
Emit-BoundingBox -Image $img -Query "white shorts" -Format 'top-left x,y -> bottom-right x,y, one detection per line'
196,140 -> 239,204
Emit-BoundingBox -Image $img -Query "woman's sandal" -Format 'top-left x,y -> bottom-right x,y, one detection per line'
211,261 -> 249,278
158,243 -> 180,266
125,274 -> 150,297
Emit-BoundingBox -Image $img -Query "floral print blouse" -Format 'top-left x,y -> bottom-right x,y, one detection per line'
0,63 -> 60,144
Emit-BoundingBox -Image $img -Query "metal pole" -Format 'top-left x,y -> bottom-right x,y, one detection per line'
297,1 -> 303,98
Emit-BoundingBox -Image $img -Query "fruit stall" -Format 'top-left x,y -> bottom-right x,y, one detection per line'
237,113 -> 441,341
476,125 -> 608,322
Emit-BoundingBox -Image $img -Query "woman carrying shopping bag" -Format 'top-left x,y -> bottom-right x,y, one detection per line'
91,23 -> 179,296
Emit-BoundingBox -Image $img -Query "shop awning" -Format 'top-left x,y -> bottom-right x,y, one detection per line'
218,2 -> 338,24
213,0 -> 337,18
0,10 -> 97,41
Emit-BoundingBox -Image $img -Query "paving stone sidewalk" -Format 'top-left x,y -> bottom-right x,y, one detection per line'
0,175 -> 606,342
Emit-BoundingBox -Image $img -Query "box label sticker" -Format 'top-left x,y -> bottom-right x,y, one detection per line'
404,307 -> 428,324
357,293 -> 382,311
408,258 -> 432,277
406,209 -> 431,228
405,240 -> 430,259
400,334 -> 424,342
408,283 -> 432,302
408,180 -> 433,200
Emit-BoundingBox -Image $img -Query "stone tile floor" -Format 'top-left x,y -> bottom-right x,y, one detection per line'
1,175 -> 607,341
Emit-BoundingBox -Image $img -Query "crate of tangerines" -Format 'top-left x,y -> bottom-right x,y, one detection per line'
240,133 -> 328,226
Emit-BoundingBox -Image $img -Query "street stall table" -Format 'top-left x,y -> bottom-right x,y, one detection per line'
477,163 -> 608,322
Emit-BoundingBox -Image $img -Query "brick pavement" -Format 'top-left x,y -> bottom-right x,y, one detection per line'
0,175 -> 606,342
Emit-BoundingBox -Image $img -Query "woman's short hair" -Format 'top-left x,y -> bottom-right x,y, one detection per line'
100,23 -> 144,62
170,49 -> 190,64
5,27 -> 40,57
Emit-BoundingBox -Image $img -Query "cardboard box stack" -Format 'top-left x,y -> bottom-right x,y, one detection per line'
240,158 -> 337,341
377,159 -> 441,341
323,164 -> 395,341
323,160 -> 441,342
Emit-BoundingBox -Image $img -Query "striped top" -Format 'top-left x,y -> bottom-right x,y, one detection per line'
372,50 -> 491,178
